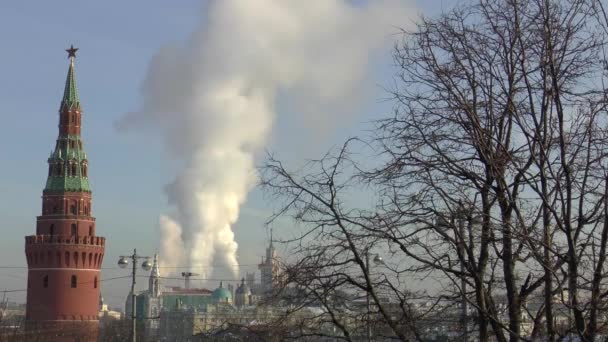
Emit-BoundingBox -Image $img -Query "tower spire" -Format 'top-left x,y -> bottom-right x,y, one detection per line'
61,45 -> 81,111
149,254 -> 161,297
45,45 -> 90,193
270,227 -> 273,249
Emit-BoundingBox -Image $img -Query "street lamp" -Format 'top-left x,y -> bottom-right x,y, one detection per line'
372,255 -> 385,266
366,250 -> 386,342
118,249 -> 151,342
436,206 -> 480,342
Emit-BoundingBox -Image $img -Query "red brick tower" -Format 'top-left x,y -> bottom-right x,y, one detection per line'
24,46 -> 105,339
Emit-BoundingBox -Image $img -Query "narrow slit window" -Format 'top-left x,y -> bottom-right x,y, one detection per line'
71,275 -> 77,288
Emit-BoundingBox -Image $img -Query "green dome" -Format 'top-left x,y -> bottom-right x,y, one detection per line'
212,282 -> 232,302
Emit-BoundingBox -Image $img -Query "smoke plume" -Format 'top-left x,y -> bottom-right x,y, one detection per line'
117,0 -> 413,277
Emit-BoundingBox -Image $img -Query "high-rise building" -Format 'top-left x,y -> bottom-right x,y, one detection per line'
24,46 -> 106,339
258,233 -> 280,294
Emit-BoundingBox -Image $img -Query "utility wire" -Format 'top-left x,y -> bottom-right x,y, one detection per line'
0,263 -> 262,270
0,275 -> 132,294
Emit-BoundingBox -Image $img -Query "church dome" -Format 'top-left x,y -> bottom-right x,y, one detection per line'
212,282 -> 232,303
235,284 -> 251,295
235,279 -> 251,296
234,278 -> 252,307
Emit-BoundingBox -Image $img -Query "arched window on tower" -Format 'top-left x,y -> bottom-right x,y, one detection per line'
71,164 -> 77,176
71,275 -> 77,288
65,252 -> 70,267
43,275 -> 49,288
94,277 -> 98,289
50,224 -> 55,236
89,225 -> 93,236
71,223 -> 77,236
70,204 -> 77,215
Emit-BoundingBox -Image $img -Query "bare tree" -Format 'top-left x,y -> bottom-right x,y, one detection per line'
261,0 -> 608,341
262,141 -> 429,341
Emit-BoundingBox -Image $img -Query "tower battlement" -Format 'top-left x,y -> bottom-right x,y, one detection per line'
25,235 -> 105,246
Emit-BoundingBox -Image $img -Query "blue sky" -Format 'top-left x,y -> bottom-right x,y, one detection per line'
0,0 -> 457,308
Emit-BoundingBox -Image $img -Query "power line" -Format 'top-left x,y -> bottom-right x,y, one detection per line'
0,275 -> 132,294
0,263 -> 262,270
143,275 -> 249,282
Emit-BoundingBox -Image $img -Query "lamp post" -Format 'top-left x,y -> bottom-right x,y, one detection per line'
457,217 -> 468,342
118,249 -> 152,342
365,250 -> 386,342
436,206 -> 472,342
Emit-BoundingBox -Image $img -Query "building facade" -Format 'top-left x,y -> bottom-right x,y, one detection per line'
258,235 -> 282,295
24,46 -> 105,339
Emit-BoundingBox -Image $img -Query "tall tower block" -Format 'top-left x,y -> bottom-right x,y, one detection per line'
24,46 -> 105,339
258,231 -> 280,295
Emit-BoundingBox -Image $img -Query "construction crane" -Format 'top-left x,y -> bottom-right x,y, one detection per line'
181,272 -> 199,289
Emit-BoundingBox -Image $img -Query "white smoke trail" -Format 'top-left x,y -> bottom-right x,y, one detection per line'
158,215 -> 184,270
117,0 -> 414,277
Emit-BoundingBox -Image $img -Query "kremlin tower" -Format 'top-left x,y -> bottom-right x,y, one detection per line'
24,46 -> 105,339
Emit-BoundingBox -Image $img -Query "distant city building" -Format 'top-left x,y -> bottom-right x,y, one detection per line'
144,254 -> 162,334
258,234 -> 281,294
98,295 -> 121,321
161,287 -> 214,310
234,278 -> 253,308
123,234 -> 284,340
24,46 -> 105,340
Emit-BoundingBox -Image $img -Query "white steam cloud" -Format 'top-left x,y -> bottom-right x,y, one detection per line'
117,0 -> 414,277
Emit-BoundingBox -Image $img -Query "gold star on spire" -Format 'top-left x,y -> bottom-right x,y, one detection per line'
66,45 -> 78,59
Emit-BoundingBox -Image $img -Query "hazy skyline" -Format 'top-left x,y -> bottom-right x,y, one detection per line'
0,0 -> 457,308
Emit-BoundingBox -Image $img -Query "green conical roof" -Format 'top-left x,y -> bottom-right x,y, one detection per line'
45,49 -> 90,193
60,58 -> 81,111
45,134 -> 91,193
